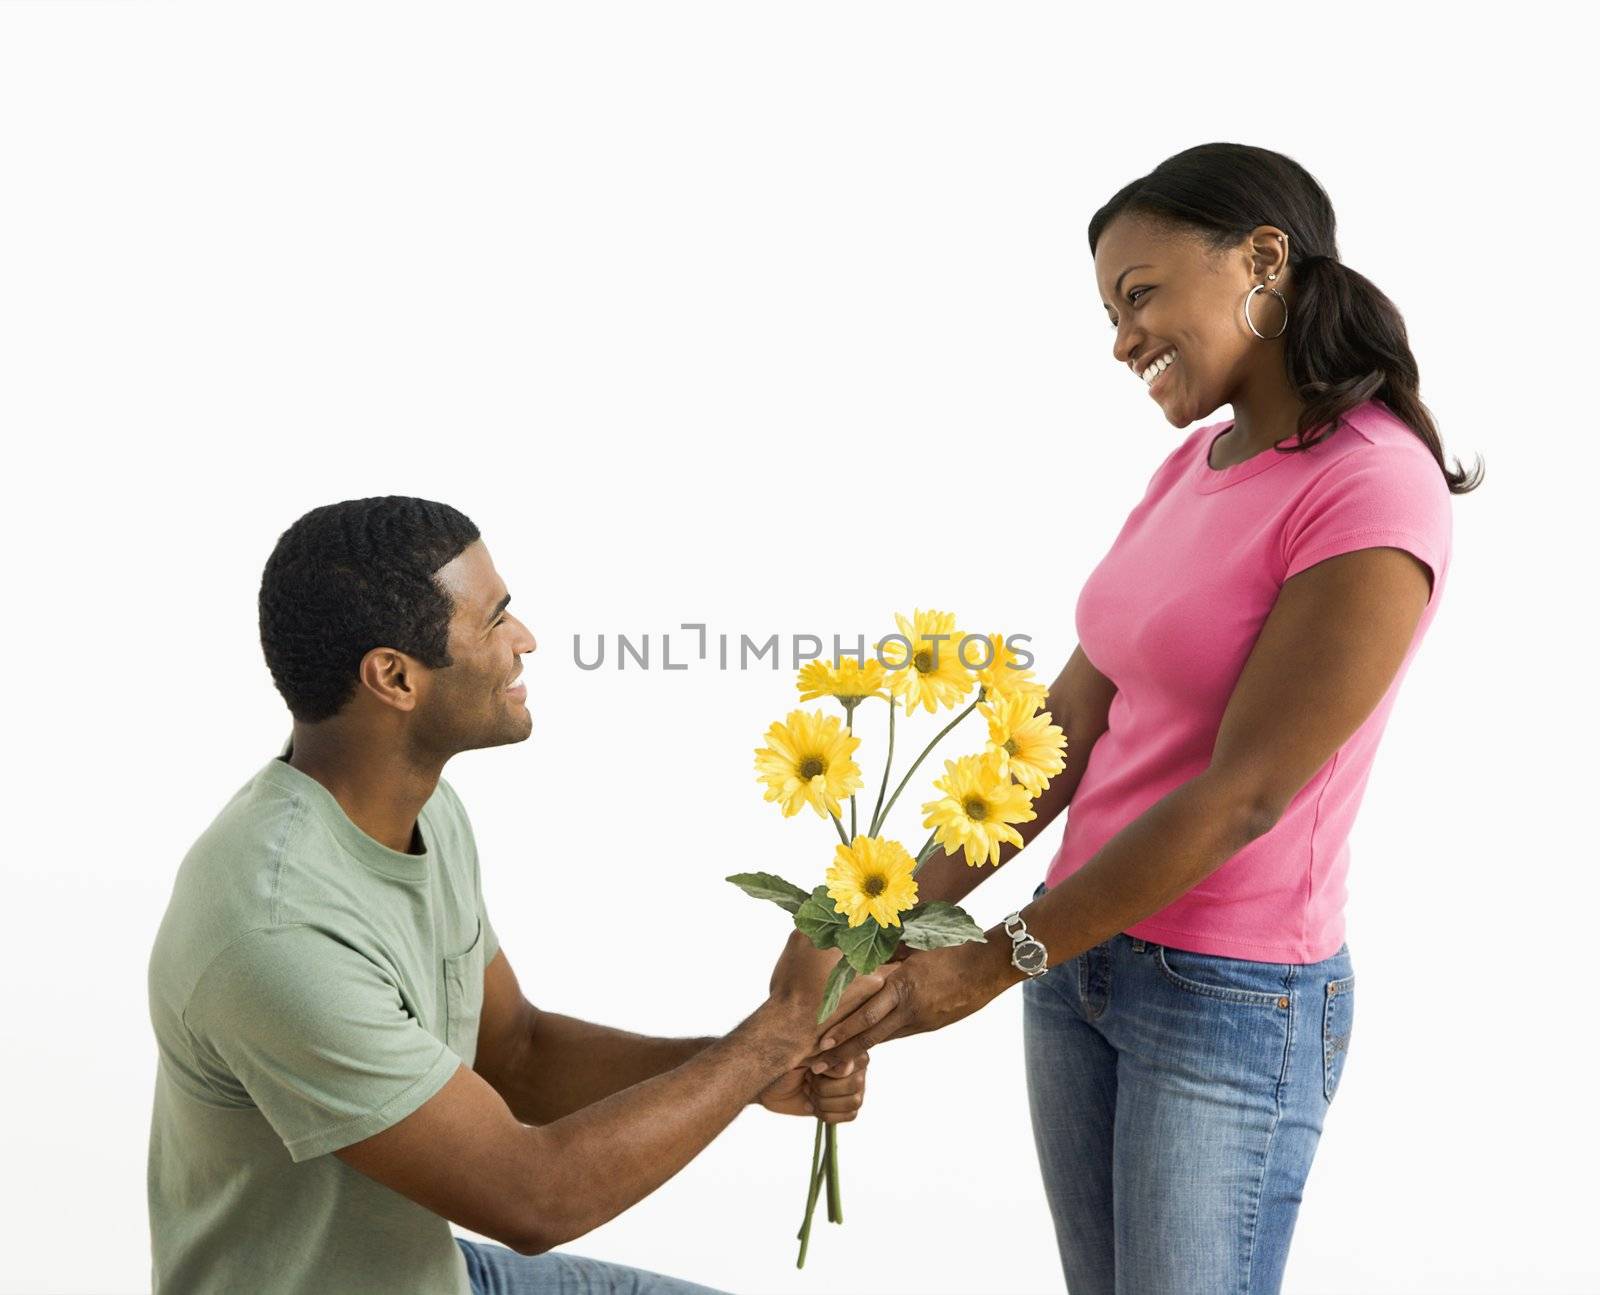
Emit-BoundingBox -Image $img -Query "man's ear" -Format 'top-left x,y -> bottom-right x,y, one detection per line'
360,647 -> 420,712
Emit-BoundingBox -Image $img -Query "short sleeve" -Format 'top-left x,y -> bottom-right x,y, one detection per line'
481,898 -> 500,964
184,925 -> 462,1163
1280,444 -> 1451,607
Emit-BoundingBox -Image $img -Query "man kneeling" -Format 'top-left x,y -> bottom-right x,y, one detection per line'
146,496 -> 871,1294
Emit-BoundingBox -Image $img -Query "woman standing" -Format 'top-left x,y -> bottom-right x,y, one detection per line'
803,143 -> 1483,1293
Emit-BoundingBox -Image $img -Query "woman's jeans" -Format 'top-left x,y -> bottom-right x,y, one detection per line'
1021,881 -> 1355,1295
456,1239 -> 732,1294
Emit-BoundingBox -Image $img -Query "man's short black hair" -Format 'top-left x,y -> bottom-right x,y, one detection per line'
259,496 -> 482,723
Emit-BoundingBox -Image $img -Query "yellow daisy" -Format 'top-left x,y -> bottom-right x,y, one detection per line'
921,751 -> 1036,867
754,709 -> 864,820
796,657 -> 889,709
826,836 -> 920,928
981,693 -> 1068,795
973,633 -> 1048,712
877,608 -> 975,715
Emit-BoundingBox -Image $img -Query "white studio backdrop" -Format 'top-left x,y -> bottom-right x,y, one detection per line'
1,4 -> 1591,1293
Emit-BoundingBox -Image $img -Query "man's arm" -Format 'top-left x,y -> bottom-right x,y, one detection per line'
473,949 -> 716,1124
912,644 -> 1118,906
334,930 -> 880,1256
472,946 -> 853,1123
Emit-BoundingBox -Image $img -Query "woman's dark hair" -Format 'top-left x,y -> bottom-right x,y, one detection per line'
259,496 -> 482,722
1089,142 -> 1483,494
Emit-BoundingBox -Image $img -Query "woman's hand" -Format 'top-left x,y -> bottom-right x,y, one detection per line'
801,940 -> 1001,1075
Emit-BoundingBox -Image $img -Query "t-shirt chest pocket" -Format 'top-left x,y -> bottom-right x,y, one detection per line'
442,917 -> 486,1067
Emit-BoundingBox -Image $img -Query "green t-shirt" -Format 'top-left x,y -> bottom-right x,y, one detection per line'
147,734 -> 500,1293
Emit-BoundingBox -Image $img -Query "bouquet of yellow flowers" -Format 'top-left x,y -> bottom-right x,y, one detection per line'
727,609 -> 1068,1267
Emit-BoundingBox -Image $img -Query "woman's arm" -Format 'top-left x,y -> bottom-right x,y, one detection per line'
912,643 -> 1119,907
805,544 -> 1433,1072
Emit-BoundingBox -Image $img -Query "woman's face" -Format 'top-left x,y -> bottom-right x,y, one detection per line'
1093,213 -> 1290,428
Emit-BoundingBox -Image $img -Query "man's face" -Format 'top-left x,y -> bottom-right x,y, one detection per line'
424,538 -> 537,754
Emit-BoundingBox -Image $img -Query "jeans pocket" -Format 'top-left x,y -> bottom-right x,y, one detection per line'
1154,944 -> 1291,1007
1323,973 -> 1355,1101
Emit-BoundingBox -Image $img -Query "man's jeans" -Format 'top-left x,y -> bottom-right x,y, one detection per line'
1021,880 -> 1356,1294
456,1239 -> 731,1294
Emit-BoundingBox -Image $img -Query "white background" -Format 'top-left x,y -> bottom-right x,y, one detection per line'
2,4 -> 1591,1293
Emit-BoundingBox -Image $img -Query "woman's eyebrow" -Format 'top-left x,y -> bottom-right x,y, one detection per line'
1116,264 -> 1153,294
1103,263 -> 1155,309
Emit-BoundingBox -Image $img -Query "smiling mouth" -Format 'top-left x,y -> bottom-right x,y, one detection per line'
1141,348 -> 1178,390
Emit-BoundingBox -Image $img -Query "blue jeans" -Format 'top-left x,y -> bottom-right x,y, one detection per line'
1021,881 -> 1355,1294
456,1238 -> 731,1294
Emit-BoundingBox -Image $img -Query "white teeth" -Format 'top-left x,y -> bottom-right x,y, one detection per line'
1141,349 -> 1177,385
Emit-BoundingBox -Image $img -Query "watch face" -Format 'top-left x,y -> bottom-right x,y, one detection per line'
1015,940 -> 1046,973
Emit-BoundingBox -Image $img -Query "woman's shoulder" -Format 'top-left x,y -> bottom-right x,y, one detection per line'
1318,400 -> 1452,503
1335,398 -> 1438,466
1281,398 -> 1454,580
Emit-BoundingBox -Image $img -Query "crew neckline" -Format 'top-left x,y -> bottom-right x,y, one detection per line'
258,732 -> 434,882
1191,420 -> 1307,494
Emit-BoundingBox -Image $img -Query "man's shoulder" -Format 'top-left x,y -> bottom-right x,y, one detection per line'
149,762 -> 333,1014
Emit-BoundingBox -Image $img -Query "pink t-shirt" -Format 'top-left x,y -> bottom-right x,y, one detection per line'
1044,397 -> 1453,962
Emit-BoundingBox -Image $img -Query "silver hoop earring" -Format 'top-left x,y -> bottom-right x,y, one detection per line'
1244,277 -> 1287,340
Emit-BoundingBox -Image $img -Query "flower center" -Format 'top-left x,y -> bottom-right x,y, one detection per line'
799,756 -> 825,779
1004,738 -> 1019,756
863,873 -> 886,897
913,648 -> 933,674
963,796 -> 988,820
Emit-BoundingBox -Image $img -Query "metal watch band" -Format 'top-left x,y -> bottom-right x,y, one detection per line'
1003,910 -> 1049,977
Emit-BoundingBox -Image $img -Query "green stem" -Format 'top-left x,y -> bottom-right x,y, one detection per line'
873,697 -> 980,836
796,1117 -> 826,1266
825,1123 -> 842,1223
913,829 -> 941,874
847,710 -> 857,841
868,699 -> 896,836
829,812 -> 850,848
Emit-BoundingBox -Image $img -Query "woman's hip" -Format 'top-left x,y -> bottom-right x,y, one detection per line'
1023,880 -> 1356,1108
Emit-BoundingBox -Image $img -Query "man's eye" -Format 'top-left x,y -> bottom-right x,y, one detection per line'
1128,287 -> 1149,303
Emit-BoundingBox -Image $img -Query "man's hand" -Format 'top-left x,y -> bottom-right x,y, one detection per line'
764,927 -> 884,1069
768,927 -> 848,1006
754,1052 -> 869,1123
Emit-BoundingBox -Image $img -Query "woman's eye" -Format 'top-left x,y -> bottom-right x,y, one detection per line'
1107,287 -> 1150,327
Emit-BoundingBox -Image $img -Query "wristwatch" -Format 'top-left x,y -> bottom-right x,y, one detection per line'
1003,910 -> 1049,977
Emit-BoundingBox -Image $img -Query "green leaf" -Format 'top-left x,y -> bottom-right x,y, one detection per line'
817,958 -> 856,1025
837,917 -> 902,975
794,886 -> 849,949
899,900 -> 988,951
725,872 -> 810,915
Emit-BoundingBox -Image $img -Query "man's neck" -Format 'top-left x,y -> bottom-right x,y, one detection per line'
285,726 -> 443,856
